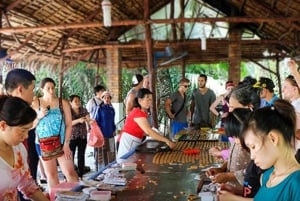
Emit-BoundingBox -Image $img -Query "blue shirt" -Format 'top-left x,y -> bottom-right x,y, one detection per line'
254,167 -> 300,201
95,104 -> 116,138
261,94 -> 279,107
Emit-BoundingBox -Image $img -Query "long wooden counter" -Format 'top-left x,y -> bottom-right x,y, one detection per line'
81,129 -> 228,201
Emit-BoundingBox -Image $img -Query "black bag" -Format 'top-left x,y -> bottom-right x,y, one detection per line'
166,93 -> 186,119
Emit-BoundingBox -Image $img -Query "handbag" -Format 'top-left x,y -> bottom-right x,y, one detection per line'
39,135 -> 64,161
88,121 -> 104,147
38,98 -> 64,161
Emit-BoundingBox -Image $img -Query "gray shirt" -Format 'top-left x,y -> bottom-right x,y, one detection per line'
169,91 -> 188,123
191,88 -> 216,126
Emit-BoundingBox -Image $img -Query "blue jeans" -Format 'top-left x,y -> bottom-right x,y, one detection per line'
172,121 -> 188,137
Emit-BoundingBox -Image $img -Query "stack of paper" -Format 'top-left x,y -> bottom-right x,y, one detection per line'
55,191 -> 89,201
102,176 -> 127,186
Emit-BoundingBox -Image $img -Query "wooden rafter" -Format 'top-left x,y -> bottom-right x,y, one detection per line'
0,32 -> 34,61
62,39 -> 295,53
5,0 -> 23,12
1,17 -> 300,34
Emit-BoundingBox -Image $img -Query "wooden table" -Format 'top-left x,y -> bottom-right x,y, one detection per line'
84,129 -> 228,201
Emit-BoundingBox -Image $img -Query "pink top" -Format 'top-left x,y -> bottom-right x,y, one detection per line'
0,143 -> 39,200
220,137 -> 235,160
123,107 -> 148,139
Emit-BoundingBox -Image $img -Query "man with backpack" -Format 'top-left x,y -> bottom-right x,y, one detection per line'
165,78 -> 190,139
86,84 -> 106,119
86,84 -> 106,170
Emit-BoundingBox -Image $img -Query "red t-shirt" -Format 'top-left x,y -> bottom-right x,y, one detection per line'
123,107 -> 147,139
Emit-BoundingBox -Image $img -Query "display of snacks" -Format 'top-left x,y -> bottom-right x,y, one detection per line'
153,141 -> 229,165
175,129 -> 221,141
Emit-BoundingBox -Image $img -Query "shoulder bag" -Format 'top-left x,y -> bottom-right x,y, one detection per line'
166,93 -> 186,119
39,98 -> 64,161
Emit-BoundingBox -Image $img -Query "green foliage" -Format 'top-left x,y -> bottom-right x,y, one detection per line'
63,64 -> 98,105
121,67 -> 149,100
186,63 -> 229,80
34,63 -> 105,105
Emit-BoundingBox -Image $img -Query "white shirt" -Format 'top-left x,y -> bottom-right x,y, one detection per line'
86,97 -> 102,119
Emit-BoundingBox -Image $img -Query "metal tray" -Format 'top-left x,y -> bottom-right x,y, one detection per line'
135,139 -> 170,153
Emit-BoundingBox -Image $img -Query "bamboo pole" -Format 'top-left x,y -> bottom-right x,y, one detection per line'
62,39 -> 294,53
170,0 -> 177,40
144,0 -> 158,128
95,49 -> 100,85
58,36 -> 67,97
1,17 -> 300,34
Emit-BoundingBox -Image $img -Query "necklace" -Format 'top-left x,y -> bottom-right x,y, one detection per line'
267,164 -> 298,187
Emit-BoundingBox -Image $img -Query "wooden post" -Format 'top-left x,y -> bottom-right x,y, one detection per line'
95,49 -> 100,85
59,54 -> 64,97
181,58 -> 186,77
179,0 -> 185,40
144,0 -> 158,128
276,57 -> 282,98
58,36 -> 67,97
228,26 -> 241,84
170,0 -> 177,40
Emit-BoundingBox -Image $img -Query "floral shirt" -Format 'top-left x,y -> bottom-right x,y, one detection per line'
71,107 -> 89,140
0,144 -> 39,200
227,142 -> 251,186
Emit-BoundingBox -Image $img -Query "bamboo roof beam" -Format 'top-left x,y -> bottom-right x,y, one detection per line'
230,0 -> 300,32
62,39 -> 294,53
5,0 -> 23,12
1,17 -> 300,34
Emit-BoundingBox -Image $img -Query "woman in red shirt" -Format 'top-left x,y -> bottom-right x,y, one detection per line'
117,88 -> 175,159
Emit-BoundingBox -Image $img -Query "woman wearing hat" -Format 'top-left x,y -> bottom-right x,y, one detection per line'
94,91 -> 116,169
124,74 -> 144,116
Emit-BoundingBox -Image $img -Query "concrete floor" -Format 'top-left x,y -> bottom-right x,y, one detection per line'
38,144 -> 98,193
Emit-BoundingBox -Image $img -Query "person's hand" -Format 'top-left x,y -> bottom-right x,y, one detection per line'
287,59 -> 299,74
220,183 -> 243,196
78,117 -> 86,123
37,107 -> 48,120
168,113 -> 175,119
166,140 -> 176,149
209,147 -> 222,158
63,143 -> 73,160
212,172 -> 232,183
206,167 -> 222,177
218,190 -> 240,201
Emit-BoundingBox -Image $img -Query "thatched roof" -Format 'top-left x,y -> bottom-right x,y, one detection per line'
0,0 -> 299,69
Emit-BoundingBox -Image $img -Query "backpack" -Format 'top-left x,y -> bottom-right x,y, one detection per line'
93,102 -> 104,125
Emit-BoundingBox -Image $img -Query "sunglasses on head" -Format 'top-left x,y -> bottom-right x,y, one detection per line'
286,75 -> 298,87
